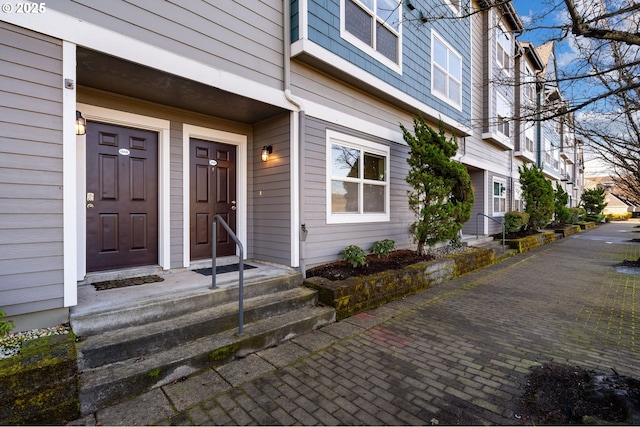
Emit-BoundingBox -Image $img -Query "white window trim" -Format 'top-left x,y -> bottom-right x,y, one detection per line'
446,0 -> 461,15
340,0 -> 403,74
431,30 -> 463,110
326,129 -> 390,224
493,177 -> 507,217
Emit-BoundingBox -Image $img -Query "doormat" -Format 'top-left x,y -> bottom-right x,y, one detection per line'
92,275 -> 164,291
193,263 -> 257,276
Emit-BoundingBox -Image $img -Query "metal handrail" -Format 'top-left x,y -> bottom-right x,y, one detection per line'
211,214 -> 245,335
476,212 -> 505,253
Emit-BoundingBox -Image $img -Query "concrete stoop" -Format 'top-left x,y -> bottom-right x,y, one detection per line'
71,272 -> 335,415
466,237 -> 517,263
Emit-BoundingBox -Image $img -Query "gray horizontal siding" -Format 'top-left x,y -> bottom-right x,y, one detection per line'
0,22 -> 64,317
302,117 -> 415,269
47,0 -> 284,90
170,122 -> 184,269
251,113 -> 291,266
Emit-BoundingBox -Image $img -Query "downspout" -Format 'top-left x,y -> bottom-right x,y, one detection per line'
283,0 -> 307,276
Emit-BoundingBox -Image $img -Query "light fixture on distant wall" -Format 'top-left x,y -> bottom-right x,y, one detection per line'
261,145 -> 272,162
75,111 -> 86,135
405,0 -> 415,10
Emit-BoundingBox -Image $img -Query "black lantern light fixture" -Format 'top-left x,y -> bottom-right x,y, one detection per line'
75,110 -> 86,135
261,145 -> 272,162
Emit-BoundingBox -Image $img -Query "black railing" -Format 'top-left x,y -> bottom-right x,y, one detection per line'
476,213 -> 505,253
211,214 -> 245,335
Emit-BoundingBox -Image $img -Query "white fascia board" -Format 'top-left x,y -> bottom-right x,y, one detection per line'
2,8 -> 294,112
291,39 -> 472,136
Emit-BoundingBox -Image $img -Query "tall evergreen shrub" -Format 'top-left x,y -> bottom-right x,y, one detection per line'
401,116 -> 474,255
518,164 -> 554,230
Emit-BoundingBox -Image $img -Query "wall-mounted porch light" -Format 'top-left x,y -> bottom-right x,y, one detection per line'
261,145 -> 272,162
76,111 -> 86,135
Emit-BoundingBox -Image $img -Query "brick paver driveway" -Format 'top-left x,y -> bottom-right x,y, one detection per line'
88,220 -> 640,426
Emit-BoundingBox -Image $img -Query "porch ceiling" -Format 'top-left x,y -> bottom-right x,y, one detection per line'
76,47 -> 285,124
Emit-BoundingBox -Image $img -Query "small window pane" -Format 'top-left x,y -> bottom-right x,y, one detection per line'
434,39 -> 447,68
346,0 -> 372,46
360,0 -> 373,10
433,67 -> 447,96
376,23 -> 398,62
364,152 -> 386,181
449,79 -> 461,103
364,184 -> 385,212
332,181 -> 359,213
332,144 -> 360,178
449,54 -> 461,80
377,0 -> 399,30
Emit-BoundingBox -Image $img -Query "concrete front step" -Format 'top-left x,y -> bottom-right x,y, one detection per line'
466,237 -> 517,263
76,287 -> 320,370
78,305 -> 336,415
71,271 -> 303,337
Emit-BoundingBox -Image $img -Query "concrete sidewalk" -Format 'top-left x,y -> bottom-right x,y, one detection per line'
70,220 -> 640,426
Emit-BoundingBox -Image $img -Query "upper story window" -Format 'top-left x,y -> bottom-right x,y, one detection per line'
327,130 -> 390,224
496,24 -> 511,74
432,32 -> 462,109
342,0 -> 401,70
525,122 -> 535,152
496,93 -> 511,137
524,65 -> 536,102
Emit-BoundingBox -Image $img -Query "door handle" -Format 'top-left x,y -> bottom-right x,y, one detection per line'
231,205 -> 236,211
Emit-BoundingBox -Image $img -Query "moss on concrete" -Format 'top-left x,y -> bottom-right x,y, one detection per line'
0,333 -> 79,425
305,248 -> 493,320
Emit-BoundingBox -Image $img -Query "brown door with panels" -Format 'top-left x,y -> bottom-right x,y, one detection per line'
86,121 -> 159,272
190,138 -> 237,260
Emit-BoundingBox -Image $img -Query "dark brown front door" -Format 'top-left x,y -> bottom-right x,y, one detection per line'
86,121 -> 159,272
190,138 -> 237,260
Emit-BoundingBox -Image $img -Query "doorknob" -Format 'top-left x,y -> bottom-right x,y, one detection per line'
231,206 -> 236,211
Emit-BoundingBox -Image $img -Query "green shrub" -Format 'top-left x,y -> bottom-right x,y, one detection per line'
402,116 -> 474,255
553,183 -> 572,225
581,188 -> 607,216
370,239 -> 396,258
605,212 -> 632,221
504,211 -> 530,233
341,245 -> 368,268
0,310 -> 15,338
585,214 -> 605,222
569,207 -> 585,224
519,164 -> 554,230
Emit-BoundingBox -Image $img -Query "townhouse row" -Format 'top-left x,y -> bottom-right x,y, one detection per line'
0,0 -> 583,330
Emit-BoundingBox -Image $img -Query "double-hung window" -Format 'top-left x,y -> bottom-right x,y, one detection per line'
493,178 -> 507,216
525,66 -> 536,102
432,32 -> 462,108
524,122 -> 535,152
496,25 -> 511,73
496,93 -> 511,137
513,183 -> 523,212
343,0 -> 401,70
327,130 -> 390,224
